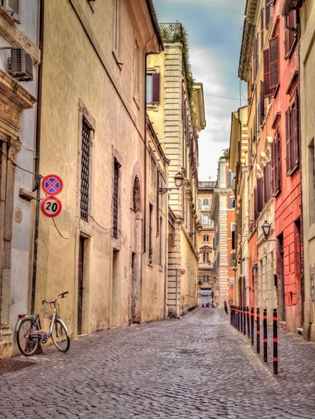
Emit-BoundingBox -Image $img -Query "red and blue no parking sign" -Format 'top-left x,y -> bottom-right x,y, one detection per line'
42,174 -> 63,196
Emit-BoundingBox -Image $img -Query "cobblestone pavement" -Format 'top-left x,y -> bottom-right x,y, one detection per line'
1,308 -> 315,419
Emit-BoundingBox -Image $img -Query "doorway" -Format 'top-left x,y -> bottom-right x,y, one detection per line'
77,237 -> 85,335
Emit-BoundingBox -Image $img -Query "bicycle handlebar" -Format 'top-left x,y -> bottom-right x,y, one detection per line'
42,291 -> 69,305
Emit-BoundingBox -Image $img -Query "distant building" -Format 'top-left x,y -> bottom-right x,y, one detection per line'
147,22 -> 206,317
197,181 -> 216,306
210,154 -> 236,307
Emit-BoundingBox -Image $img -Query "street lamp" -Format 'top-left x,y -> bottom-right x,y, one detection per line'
159,172 -> 184,195
196,222 -> 203,233
262,220 -> 271,240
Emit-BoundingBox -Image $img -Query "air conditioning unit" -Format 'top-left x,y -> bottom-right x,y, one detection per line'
8,48 -> 33,82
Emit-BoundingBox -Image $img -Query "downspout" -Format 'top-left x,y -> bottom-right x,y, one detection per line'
31,0 -> 44,314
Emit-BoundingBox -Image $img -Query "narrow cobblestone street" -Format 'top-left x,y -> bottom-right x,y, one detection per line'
1,308 -> 315,419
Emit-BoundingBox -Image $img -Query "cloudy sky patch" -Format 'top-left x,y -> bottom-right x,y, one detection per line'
154,0 -> 247,180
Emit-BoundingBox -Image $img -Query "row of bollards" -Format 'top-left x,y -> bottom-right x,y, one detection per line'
230,305 -> 278,375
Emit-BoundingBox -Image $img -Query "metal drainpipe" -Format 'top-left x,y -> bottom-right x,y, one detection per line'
31,0 -> 44,314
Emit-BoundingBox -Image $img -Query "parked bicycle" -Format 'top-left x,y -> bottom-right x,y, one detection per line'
16,291 -> 70,356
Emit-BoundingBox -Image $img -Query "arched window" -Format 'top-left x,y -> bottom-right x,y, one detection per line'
132,176 -> 141,212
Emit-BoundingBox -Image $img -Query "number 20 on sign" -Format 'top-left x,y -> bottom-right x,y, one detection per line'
41,196 -> 62,218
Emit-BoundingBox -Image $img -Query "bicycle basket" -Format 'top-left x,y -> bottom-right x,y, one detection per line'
42,302 -> 59,318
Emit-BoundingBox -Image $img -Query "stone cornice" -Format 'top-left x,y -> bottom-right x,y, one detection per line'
0,6 -> 41,65
238,0 -> 258,82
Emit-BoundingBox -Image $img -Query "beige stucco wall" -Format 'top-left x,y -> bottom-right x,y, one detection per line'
36,0 -> 164,338
300,0 -> 315,340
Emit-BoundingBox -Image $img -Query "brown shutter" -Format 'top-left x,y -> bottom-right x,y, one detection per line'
276,132 -> 281,193
285,108 -> 291,173
270,37 -> 279,88
152,73 -> 160,104
264,49 -> 272,96
293,90 -> 300,166
260,81 -> 265,124
265,0 -> 273,28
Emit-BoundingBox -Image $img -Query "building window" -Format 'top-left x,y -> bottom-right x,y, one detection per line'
272,130 -> 281,196
228,197 -> 235,209
203,198 -> 209,206
149,203 -> 153,264
132,176 -> 141,212
202,215 -> 209,225
285,10 -> 298,59
286,91 -> 300,175
264,36 -> 279,95
159,217 -> 163,266
265,0 -> 273,28
80,118 -> 91,221
227,171 -> 235,188
203,235 -> 209,243
113,158 -> 120,239
134,40 -> 139,96
146,73 -> 160,104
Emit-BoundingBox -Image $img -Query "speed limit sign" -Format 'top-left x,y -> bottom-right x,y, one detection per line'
41,196 -> 62,218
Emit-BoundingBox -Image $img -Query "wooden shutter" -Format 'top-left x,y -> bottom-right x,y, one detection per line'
260,8 -> 264,50
269,37 -> 279,88
276,132 -> 281,193
253,36 -> 258,80
285,108 -> 291,173
285,11 -> 297,57
260,81 -> 265,125
265,0 -> 273,28
151,73 -> 160,104
293,90 -> 300,167
264,49 -> 273,96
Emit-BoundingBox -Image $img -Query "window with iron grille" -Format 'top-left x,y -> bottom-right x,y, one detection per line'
80,118 -> 91,221
113,158 -> 120,239
149,203 -> 153,264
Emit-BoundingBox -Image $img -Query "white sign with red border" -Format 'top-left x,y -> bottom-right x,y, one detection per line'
41,196 -> 62,218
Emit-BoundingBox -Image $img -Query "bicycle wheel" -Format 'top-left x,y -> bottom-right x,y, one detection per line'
17,318 -> 39,356
51,319 -> 70,352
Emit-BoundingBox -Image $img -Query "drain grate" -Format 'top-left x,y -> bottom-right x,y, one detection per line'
0,358 -> 36,376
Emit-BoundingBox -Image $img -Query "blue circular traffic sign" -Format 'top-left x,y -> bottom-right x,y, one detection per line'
42,174 -> 63,196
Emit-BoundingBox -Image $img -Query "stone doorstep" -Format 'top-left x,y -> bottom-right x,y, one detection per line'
279,321 -> 286,330
297,327 -> 304,335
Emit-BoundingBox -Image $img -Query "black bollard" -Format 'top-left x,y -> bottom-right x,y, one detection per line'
256,307 -> 260,354
243,306 -> 247,336
230,305 -> 233,326
263,308 -> 267,363
251,307 -> 254,346
246,306 -> 250,339
273,308 -> 278,375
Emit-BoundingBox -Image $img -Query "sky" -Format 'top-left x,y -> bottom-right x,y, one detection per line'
153,0 -> 247,181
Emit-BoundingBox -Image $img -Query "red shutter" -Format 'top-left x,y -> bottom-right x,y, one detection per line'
260,81 -> 264,124
264,49 -> 273,96
265,0 -> 273,28
269,36 -> 279,88
152,73 -> 160,104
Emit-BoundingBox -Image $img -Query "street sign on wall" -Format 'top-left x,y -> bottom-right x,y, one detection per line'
42,174 -> 63,196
